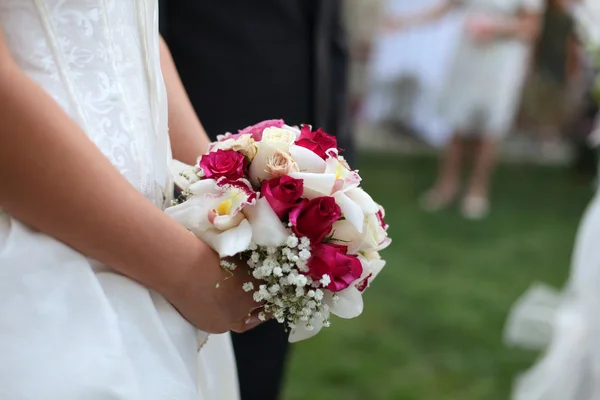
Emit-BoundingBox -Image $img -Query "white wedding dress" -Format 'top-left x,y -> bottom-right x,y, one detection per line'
504,2 -> 600,398
0,1 -> 238,399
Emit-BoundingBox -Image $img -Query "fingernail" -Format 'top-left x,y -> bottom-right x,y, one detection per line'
245,315 -> 259,325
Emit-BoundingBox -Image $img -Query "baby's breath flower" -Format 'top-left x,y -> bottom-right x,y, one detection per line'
314,289 -> 324,301
285,235 -> 299,248
320,274 -> 331,287
269,284 -> 280,294
242,282 -> 254,292
298,249 -> 311,260
299,236 -> 310,249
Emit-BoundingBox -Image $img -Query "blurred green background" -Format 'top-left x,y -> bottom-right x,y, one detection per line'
283,152 -> 591,400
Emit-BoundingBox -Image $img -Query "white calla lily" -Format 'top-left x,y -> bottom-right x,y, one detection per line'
345,187 -> 379,214
243,197 -> 288,247
325,286 -> 364,319
248,141 -> 279,186
165,179 -> 257,258
330,219 -> 367,254
333,192 -> 364,233
288,172 -> 336,199
170,159 -> 200,191
165,195 -> 215,233
289,144 -> 326,173
187,179 -> 218,196
288,312 -> 329,343
325,153 -> 361,193
201,219 -> 254,257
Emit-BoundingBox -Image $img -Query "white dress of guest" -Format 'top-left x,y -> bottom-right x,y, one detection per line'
363,0 -> 462,147
438,0 -> 545,138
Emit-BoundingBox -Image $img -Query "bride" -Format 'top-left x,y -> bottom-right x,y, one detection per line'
504,0 -> 600,398
0,0 -> 262,398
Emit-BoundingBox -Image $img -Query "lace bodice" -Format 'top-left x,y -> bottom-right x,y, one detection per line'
0,0 -> 172,207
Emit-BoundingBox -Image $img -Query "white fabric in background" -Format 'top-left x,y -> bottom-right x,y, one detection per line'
363,0 -> 462,147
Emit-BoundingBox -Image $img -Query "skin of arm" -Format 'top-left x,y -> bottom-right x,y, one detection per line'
159,36 -> 211,165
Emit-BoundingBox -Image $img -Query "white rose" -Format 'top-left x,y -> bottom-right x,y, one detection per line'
261,127 -> 296,151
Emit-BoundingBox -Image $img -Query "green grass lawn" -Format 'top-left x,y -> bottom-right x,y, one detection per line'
283,153 -> 593,400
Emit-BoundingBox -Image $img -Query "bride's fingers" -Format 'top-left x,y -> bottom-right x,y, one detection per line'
230,307 -> 271,333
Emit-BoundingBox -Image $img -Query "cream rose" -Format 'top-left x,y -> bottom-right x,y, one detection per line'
264,150 -> 299,178
210,133 -> 258,161
261,127 -> 296,151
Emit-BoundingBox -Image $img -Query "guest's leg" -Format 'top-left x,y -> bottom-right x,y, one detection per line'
461,136 -> 498,219
231,320 -> 290,400
465,137 -> 498,199
422,133 -> 464,210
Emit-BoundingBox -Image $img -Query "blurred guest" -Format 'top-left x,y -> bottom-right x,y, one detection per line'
160,1 -> 352,399
521,0 -> 577,145
384,0 -> 545,219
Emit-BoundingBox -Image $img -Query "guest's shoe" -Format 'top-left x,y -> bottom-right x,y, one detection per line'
461,196 -> 489,220
419,189 -> 457,212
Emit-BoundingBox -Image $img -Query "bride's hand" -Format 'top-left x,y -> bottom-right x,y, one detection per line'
164,244 -> 266,334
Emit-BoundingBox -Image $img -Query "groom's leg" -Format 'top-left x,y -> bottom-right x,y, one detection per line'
231,320 -> 290,400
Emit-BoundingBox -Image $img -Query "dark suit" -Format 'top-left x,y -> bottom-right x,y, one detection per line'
160,2 -> 352,398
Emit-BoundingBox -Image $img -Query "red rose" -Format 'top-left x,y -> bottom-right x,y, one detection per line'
308,244 -> 363,292
199,149 -> 248,181
289,196 -> 341,243
261,176 -> 304,220
294,125 -> 338,159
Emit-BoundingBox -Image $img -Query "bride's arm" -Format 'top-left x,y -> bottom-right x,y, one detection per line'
159,36 -> 210,165
0,32 -> 257,333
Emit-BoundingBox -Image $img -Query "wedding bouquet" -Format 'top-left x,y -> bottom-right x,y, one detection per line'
165,120 -> 390,342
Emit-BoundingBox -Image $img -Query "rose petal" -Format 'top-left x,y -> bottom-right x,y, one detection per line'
288,311 -> 329,343
244,197 -> 289,247
288,172 -> 336,199
333,192 -> 364,233
202,219 -> 254,258
248,141 -> 279,186
289,144 -> 326,173
345,188 -> 379,214
325,286 -> 364,319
